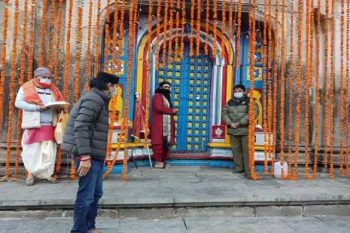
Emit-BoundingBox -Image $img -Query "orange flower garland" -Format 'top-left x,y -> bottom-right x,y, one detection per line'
0,0 -> 10,139
248,0 -> 258,180
287,0 -> 295,178
84,0 -> 93,92
235,0 -> 242,72
339,0 -> 345,176
292,0 -> 304,180
53,0 -> 64,82
5,0 -> 19,177
303,0 -> 312,178
168,0 -> 175,63
174,0 -> 181,56
195,0 -> 201,56
212,0 -> 218,58
204,0 -> 210,55
220,0 -> 226,57
328,0 -> 336,178
155,0 -> 162,69
27,0 -> 36,81
346,0 -> 350,176
73,5 -> 83,102
38,0 -> 47,67
279,0 -> 286,178
103,0 -> 111,72
313,0 -> 321,178
47,0 -> 56,70
93,0 -> 102,76
63,0 -> 73,97
228,0 -> 233,53
262,0 -> 269,175
323,0 -> 330,170
189,0 -> 194,57
162,0 -> 169,62
15,0 -> 29,178
180,0 -> 186,57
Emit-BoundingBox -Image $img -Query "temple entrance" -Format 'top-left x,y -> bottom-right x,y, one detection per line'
155,44 -> 213,152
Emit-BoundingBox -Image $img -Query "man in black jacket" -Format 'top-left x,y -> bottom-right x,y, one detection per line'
62,71 -> 119,233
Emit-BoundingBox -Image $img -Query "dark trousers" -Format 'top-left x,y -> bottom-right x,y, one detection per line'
229,135 -> 250,178
71,159 -> 104,233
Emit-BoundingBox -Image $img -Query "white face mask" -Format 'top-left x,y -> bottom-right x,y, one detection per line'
234,92 -> 244,99
39,78 -> 52,85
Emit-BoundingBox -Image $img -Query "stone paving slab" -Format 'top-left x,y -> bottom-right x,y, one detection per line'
0,167 -> 349,209
1,216 -> 350,233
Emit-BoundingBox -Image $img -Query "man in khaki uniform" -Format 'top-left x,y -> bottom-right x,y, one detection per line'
222,84 -> 258,178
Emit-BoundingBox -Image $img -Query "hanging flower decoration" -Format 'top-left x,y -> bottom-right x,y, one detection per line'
63,0 -> 73,97
74,4 -> 83,102
155,0 -> 162,69
0,0 -> 9,134
93,0 -> 102,76
313,0 -> 322,178
47,0 -> 56,70
15,0 -> 29,178
38,0 -> 47,67
220,0 -> 226,57
84,0 -> 93,92
339,0 -> 345,176
189,0 -> 194,56
204,0 -> 210,55
195,0 -> 201,56
53,0 -> 64,82
5,0 -> 19,178
212,0 -> 218,58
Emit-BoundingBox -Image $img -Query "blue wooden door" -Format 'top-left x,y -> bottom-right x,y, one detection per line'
155,45 -> 212,152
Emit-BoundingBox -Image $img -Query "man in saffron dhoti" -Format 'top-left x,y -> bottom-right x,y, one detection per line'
15,67 -> 65,186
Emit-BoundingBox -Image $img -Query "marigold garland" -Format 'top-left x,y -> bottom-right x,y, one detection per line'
248,0 -> 259,180
93,0 -> 102,76
155,0 -> 162,69
5,0 -> 19,177
212,0 -> 218,58
38,0 -> 47,67
162,0 -> 169,62
84,0 -> 93,91
220,0 -> 226,57
0,0 -> 10,140
339,0 -> 345,176
195,0 -> 201,56
345,0 -> 350,176
266,0 -> 274,175
174,0 -> 181,56
53,0 -> 64,82
235,0 -> 242,71
189,0 -> 194,57
328,0 -> 336,178
313,0 -> 321,179
73,5 -> 83,102
15,0 -> 29,178
204,0 -> 210,55
118,0 -> 126,61
144,0 -> 154,148
279,0 -> 287,178
168,0 -> 175,63
270,0 -> 279,177
262,0 -> 269,175
63,0 -> 73,97
103,0 -> 111,72
228,0 -> 233,53
47,0 -> 56,70
303,0 -> 312,179
323,0 -> 330,170
27,0 -> 36,80
180,0 -> 186,57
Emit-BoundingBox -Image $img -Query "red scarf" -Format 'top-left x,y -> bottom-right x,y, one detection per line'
22,78 -> 64,106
